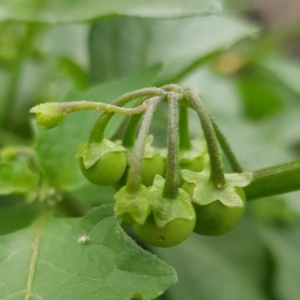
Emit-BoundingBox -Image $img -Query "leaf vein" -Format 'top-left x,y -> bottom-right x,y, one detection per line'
24,214 -> 47,300
38,259 -> 104,283
0,245 -> 30,264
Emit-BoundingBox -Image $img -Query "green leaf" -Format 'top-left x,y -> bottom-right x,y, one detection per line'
237,78 -> 283,120
0,204 -> 177,300
58,56 -> 89,90
90,15 -> 259,84
69,184 -> 116,207
251,197 -> 296,224
0,159 -> 38,201
0,0 -> 221,23
34,64 -> 162,191
260,55 -> 300,97
154,230 -> 266,300
259,222 -> 300,300
0,203 -> 38,235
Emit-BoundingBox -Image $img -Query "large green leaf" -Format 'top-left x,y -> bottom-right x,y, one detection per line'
0,0 -> 221,23
90,15 -> 259,84
34,64 -> 162,191
237,77 -> 283,120
0,203 -> 38,235
154,218 -> 267,300
0,204 -> 176,300
260,55 -> 300,97
259,222 -> 300,300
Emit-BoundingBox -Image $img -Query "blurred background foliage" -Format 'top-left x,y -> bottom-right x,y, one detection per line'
0,0 -> 300,299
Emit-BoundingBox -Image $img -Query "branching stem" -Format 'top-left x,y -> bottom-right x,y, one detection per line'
88,87 -> 165,143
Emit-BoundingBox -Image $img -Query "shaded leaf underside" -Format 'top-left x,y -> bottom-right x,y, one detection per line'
0,0 -> 221,23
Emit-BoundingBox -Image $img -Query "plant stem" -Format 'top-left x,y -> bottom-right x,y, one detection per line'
160,84 -> 181,93
209,116 -> 243,173
184,88 -> 225,188
244,159 -> 300,200
88,87 -> 164,143
163,92 -> 180,199
126,97 -> 161,194
122,98 -> 146,148
110,115 -> 130,141
179,104 -> 192,150
47,101 -> 148,115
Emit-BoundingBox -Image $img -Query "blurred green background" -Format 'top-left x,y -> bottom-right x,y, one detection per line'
0,0 -> 300,299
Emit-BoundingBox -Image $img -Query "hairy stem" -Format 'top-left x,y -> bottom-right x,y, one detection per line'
163,92 -> 180,199
160,84 -> 181,93
122,98 -> 146,148
244,159 -> 300,200
88,87 -> 164,143
184,88 -> 225,188
37,101 -> 148,115
210,116 -> 243,173
126,97 -> 161,194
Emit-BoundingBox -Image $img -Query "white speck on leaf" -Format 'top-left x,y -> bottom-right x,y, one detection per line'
76,233 -> 90,244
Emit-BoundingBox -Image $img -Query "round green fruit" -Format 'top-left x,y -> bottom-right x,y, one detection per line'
179,155 -> 206,173
182,182 -> 246,236
141,155 -> 165,187
80,151 -> 126,186
114,154 -> 165,189
134,213 -> 196,248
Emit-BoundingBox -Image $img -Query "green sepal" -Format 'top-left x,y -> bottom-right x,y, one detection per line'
179,139 -> 207,164
143,135 -> 161,158
149,175 -> 196,228
182,169 -> 252,207
78,139 -> 125,169
123,135 -> 162,163
114,185 -> 153,225
30,103 -> 65,130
